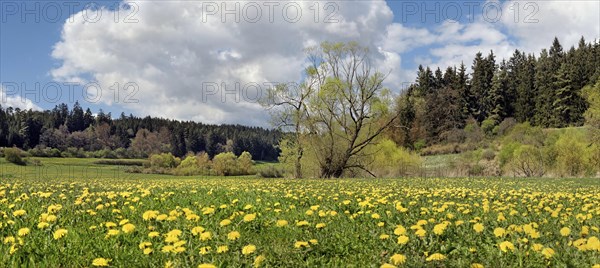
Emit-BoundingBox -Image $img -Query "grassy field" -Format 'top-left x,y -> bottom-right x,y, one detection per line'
1,158 -> 600,267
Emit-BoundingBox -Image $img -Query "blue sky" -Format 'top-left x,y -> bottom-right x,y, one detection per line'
1,0 -> 598,125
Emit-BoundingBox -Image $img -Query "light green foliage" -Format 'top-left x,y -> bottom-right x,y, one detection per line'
237,151 -> 254,175
552,130 -> 594,177
212,152 -> 238,176
504,144 -> 546,177
583,78 -> 600,146
149,153 -> 180,169
368,139 -> 423,177
173,153 -> 211,176
3,147 -> 26,166
481,119 -> 497,136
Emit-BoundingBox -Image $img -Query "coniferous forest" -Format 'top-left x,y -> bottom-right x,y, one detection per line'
390,37 -> 599,148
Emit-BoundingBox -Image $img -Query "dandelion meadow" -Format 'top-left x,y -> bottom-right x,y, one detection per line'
1,176 -> 600,267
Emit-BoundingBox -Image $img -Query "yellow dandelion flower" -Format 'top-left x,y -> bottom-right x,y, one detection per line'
253,254 -> 266,267
415,229 -> 426,237
92,258 -> 111,267
200,231 -> 212,241
532,243 -> 544,251
53,229 -> 67,240
390,254 -> 406,265
217,245 -> 229,253
37,222 -> 49,229
191,226 -> 205,236
560,227 -> 571,237
394,226 -> 406,236
493,227 -> 506,237
220,219 -> 231,227
17,228 -> 30,237
294,241 -> 310,248
276,220 -> 288,227
243,213 -> 256,222
471,263 -> 484,268
198,264 -> 216,268
4,236 -> 15,244
473,223 -> 484,233
122,223 -> 135,233
199,246 -> 211,255
541,247 -> 555,259
316,223 -> 326,229
148,231 -> 160,238
433,223 -> 447,235
397,235 -> 409,245
227,231 -> 240,241
139,241 -> 152,249
499,241 -> 515,252
12,210 -> 26,217
242,244 -> 256,255
296,220 -> 309,227
426,253 -> 446,261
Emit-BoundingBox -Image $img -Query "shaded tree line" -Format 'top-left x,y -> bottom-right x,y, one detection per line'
392,37 -> 600,148
0,102 -> 281,161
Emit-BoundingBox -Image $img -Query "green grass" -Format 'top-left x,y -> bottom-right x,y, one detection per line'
1,159 -> 600,267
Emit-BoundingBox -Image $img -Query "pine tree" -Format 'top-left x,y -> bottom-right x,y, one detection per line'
471,51 -> 496,122
489,60 -> 509,123
553,59 -> 587,127
83,108 -> 94,130
67,101 -> 85,132
534,49 -> 555,127
415,65 -> 435,96
515,54 -> 537,122
455,62 -> 472,122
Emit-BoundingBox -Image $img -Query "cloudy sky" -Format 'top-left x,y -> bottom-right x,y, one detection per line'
1,0 -> 598,126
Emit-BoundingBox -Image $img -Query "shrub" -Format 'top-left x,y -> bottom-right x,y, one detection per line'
237,151 -> 254,175
481,149 -> 496,161
505,144 -> 546,177
28,146 -> 62,157
149,153 -> 180,169
467,163 -> 485,176
173,154 -> 210,176
212,152 -> 238,176
498,142 -> 520,168
62,147 -> 86,158
369,139 -> 423,177
481,119 -> 497,136
552,131 -> 593,177
497,118 -> 517,136
4,147 -> 26,165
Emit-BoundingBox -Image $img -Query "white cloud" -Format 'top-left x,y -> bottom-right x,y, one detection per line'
501,0 -> 600,52
51,0 -> 399,126
50,0 -> 598,126
1,86 -> 43,111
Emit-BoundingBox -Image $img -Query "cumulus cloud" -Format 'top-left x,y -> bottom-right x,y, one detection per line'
50,0 -> 598,126
51,0 -> 399,126
1,86 -> 43,111
501,0 -> 600,52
